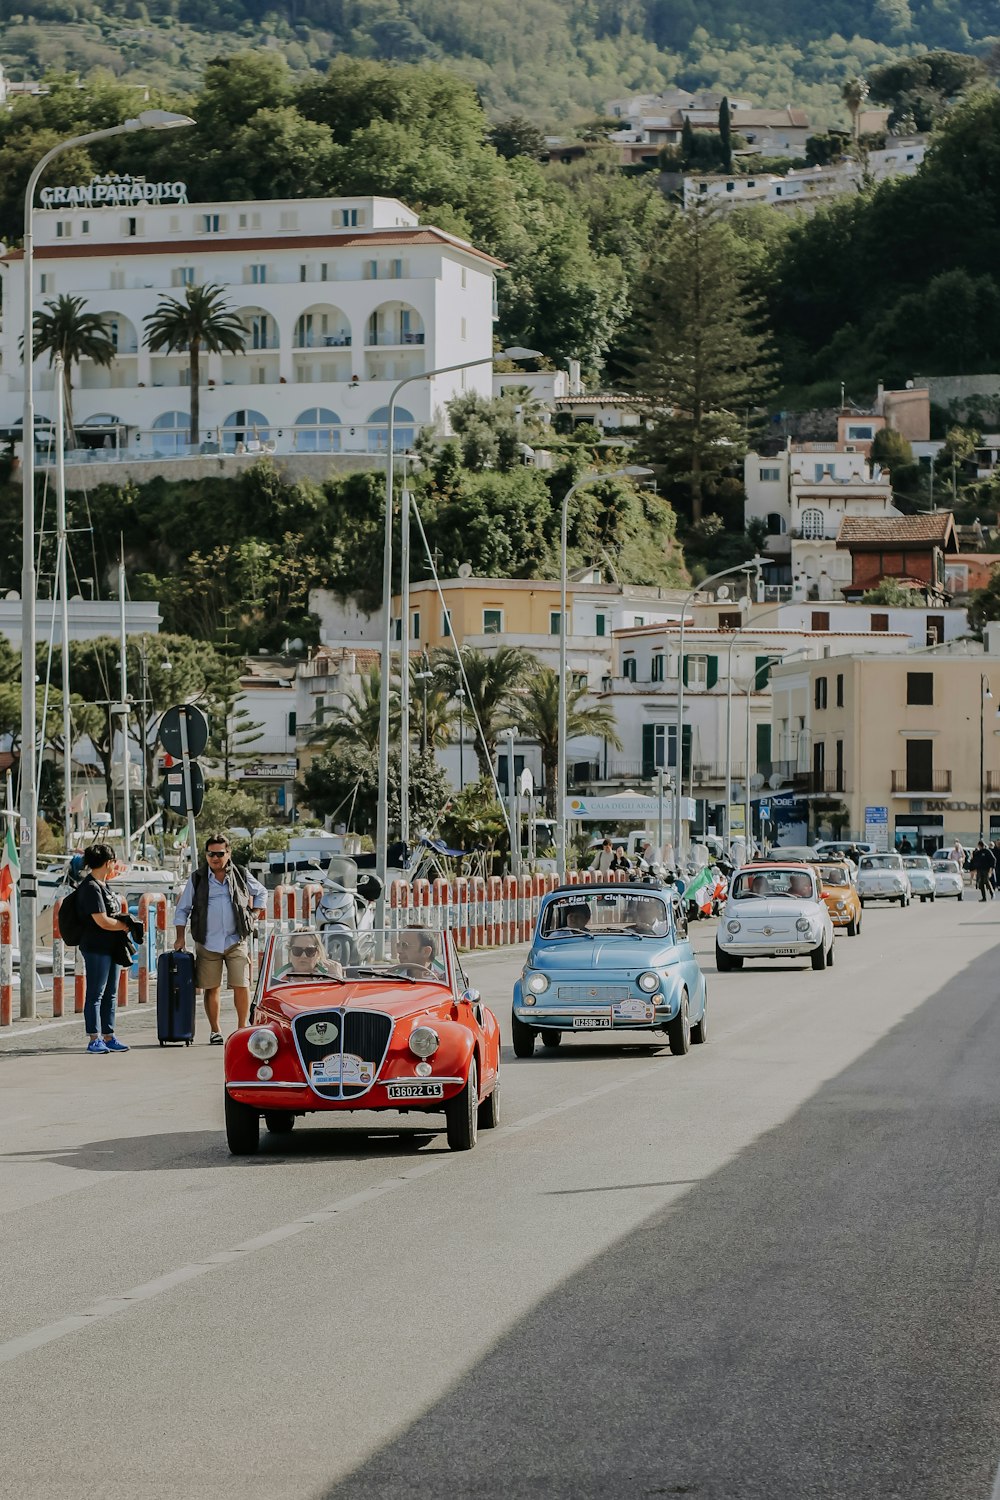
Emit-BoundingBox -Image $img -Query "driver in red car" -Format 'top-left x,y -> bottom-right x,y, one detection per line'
396,926 -> 441,977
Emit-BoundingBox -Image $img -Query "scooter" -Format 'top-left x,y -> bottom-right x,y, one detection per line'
314,857 -> 383,958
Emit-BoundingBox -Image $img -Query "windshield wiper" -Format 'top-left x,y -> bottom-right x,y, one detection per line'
544,929 -> 594,939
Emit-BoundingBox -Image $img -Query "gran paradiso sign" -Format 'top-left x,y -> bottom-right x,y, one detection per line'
39,174 -> 188,209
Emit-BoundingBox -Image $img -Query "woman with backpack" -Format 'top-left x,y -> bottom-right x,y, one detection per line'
76,843 -> 135,1054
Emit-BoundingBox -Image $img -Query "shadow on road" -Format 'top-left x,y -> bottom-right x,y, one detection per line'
0,1125 -> 445,1173
320,943 -> 1000,1500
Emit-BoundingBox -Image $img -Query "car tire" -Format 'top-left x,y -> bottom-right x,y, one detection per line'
826,940 -> 835,967
667,992 -> 691,1056
859,898 -> 866,908
264,1112 -> 295,1135
225,1092 -> 260,1156
691,989 -> 709,1045
477,1073 -> 501,1129
540,1030 -> 563,1049
511,1013 -> 536,1058
715,943 -> 743,972
811,942 -> 826,971
846,916 -> 858,936
446,1058 -> 478,1151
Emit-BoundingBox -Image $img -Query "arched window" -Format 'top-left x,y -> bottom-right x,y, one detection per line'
151,410 -> 190,455
222,409 -> 271,452
800,507 -> 825,539
295,407 -> 342,453
766,512 -> 787,535
367,405 -> 414,453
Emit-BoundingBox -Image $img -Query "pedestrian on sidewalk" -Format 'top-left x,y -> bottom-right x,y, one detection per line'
970,840 -> 996,902
78,843 -> 134,1054
173,833 -> 267,1044
589,838 -> 614,874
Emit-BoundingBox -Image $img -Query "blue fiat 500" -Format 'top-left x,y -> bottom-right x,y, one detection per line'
512,882 -> 708,1058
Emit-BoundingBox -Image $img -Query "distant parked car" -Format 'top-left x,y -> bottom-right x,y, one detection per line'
932,860 -> 964,899
813,841 -> 875,860
901,854 -> 936,902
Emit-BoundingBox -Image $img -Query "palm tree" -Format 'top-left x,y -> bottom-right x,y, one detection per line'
410,661 -> 454,751
842,75 -> 869,143
144,284 -> 247,448
435,646 -> 534,780
31,295 -> 116,435
309,668 -> 397,753
517,666 -> 623,816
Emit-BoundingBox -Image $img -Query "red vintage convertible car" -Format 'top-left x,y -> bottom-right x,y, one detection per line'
223,926 -> 501,1155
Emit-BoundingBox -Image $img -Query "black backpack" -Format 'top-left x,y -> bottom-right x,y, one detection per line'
56,884 -> 86,946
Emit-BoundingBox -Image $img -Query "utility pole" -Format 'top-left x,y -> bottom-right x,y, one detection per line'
117,555 -> 132,861
53,358 -> 72,857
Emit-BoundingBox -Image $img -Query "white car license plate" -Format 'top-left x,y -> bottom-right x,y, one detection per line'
573,1015 -> 612,1030
386,1082 -> 444,1100
774,947 -> 798,956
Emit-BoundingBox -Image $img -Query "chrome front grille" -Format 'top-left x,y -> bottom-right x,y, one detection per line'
292,1008 -> 394,1100
555,984 -> 630,1003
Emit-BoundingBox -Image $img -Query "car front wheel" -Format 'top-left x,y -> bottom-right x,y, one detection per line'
826,939 -> 835,967
811,941 -> 826,971
715,943 -> 743,972
511,1012 -> 536,1058
446,1059 -> 479,1151
667,992 -> 691,1056
225,1092 -> 260,1156
691,990 -> 709,1045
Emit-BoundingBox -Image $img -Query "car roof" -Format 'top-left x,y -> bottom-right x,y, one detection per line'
548,880 -> 669,895
741,861 -> 815,872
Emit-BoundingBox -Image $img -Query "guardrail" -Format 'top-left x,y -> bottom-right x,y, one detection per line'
0,874 -> 637,1026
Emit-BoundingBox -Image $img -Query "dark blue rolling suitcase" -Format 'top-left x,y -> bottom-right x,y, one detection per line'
157,951 -> 196,1046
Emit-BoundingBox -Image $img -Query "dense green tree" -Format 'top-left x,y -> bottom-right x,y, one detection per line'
297,746 -> 448,837
629,206 -> 776,522
31,295 -> 116,434
718,95 -> 733,173
144,284 -> 247,447
309,668 -> 392,753
488,116 -> 546,160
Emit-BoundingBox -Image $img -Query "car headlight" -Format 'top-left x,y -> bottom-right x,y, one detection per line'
835,900 -> 846,910
247,1028 -> 278,1060
409,1025 -> 439,1059
637,971 -> 659,993
727,920 -> 741,934
796,918 -> 811,932
526,972 -> 549,995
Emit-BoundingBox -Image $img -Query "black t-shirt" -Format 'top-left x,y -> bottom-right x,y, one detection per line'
77,875 -> 123,954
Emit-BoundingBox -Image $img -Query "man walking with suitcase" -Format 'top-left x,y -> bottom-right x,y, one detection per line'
173,834 -> 268,1044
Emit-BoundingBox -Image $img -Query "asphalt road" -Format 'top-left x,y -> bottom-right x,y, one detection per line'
3,890 -> 1000,1500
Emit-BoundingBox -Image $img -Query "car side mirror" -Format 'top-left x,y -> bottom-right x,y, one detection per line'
467,988 -> 481,1003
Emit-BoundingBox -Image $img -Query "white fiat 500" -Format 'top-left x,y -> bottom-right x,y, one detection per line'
716,863 -> 835,973
902,853 -> 936,902
932,859 -> 965,899
857,853 -> 912,907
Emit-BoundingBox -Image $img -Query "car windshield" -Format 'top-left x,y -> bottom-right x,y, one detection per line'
903,856 -> 932,870
860,856 -> 902,871
934,860 -> 960,874
732,868 -> 816,900
269,927 -> 449,985
540,890 -> 671,938
816,864 -> 850,885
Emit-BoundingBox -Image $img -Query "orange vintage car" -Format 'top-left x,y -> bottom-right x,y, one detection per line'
812,861 -> 863,936
223,926 -> 501,1155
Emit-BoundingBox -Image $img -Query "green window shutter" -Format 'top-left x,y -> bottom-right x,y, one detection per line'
756,723 -> 771,766
681,724 -> 692,780
755,655 -> 771,690
642,725 -> 655,778
682,655 -> 689,687
706,656 -> 718,690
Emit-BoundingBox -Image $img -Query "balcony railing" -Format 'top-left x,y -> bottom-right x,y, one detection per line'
987,770 -> 1000,793
366,330 -> 425,347
891,769 -> 952,794
805,770 -> 849,795
295,334 -> 352,349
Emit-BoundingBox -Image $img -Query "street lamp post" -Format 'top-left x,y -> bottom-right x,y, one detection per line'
672,558 -> 765,868
556,465 -> 652,880
375,347 -> 540,909
723,598 -> 799,856
414,651 -> 433,756
742,648 -> 809,853
18,108 -> 194,1016
981,677 -> 989,842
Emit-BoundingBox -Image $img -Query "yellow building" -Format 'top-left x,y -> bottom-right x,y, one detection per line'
770,645 -> 1000,849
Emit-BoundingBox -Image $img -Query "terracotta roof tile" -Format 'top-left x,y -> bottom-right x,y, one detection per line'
836,513 -> 956,548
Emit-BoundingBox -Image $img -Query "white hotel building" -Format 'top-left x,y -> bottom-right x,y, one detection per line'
0,190 -> 501,456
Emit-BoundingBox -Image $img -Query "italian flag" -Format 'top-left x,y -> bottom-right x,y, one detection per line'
0,817 -> 19,904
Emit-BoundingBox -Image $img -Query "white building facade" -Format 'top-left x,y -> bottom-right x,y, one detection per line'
0,192 -> 499,456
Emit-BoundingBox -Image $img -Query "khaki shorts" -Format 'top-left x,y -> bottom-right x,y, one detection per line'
194,941 -> 251,990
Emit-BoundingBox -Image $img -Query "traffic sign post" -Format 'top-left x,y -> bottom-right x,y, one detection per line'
158,704 -> 209,872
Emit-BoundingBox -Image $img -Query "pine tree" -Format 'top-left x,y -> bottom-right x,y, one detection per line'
681,115 -> 695,167
629,206 -> 776,524
719,96 -> 733,173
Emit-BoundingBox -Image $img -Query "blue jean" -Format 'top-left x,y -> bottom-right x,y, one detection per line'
81,948 -> 121,1036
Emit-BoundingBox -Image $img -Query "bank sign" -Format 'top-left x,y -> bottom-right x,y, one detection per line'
39,175 -> 189,209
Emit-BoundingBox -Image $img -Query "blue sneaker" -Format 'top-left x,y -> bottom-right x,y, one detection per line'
104,1036 -> 129,1053
87,1038 -> 109,1054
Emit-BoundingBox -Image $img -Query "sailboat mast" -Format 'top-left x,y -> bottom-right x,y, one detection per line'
53,358 -> 72,857
118,553 -> 132,861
